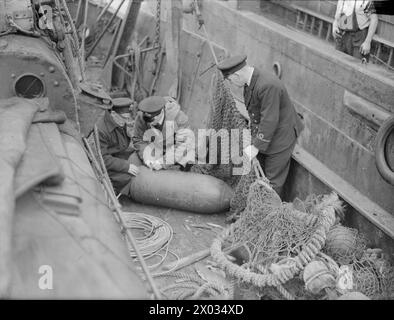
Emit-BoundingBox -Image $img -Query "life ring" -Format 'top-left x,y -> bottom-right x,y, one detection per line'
273,61 -> 282,79
375,116 -> 394,185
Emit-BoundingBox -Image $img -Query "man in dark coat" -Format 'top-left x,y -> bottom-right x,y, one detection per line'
218,55 -> 304,197
97,97 -> 140,195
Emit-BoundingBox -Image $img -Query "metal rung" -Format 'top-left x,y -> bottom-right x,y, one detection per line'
376,43 -> 382,59
326,24 -> 332,41
302,12 -> 308,31
388,47 -> 393,66
296,10 -> 301,28
311,16 -> 316,34
318,20 -> 324,38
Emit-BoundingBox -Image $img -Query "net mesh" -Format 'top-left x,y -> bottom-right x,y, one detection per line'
323,224 -> 367,265
190,71 -> 248,191
228,180 -> 334,267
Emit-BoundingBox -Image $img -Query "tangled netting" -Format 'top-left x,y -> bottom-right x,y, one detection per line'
323,224 -> 367,265
155,272 -> 234,300
210,168 -> 341,299
191,71 -> 249,191
210,176 -> 394,300
344,250 -> 394,299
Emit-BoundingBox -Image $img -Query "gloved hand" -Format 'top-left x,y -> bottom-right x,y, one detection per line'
128,164 -> 140,176
243,145 -> 259,161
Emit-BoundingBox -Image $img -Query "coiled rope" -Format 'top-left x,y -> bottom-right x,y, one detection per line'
156,272 -> 231,300
122,212 -> 176,270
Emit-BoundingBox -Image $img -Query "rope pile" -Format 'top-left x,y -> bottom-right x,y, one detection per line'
210,164 -> 341,299
210,177 -> 394,300
155,272 -> 233,300
121,212 -> 175,270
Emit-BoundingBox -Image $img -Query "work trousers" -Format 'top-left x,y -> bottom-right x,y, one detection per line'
335,28 -> 369,60
257,141 -> 296,198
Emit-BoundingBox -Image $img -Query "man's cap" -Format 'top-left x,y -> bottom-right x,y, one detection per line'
112,97 -> 133,112
217,54 -> 247,78
138,96 -> 166,114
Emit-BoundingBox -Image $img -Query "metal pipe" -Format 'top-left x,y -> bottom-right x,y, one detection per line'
81,0 -> 89,69
103,20 -> 122,67
193,0 -> 218,65
95,0 -> 115,24
74,0 -> 84,26
86,0 -> 126,59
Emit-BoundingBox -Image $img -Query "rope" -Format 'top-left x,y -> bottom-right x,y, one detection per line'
210,198 -> 337,290
82,137 -> 163,299
122,212 -> 174,270
158,272 -> 229,300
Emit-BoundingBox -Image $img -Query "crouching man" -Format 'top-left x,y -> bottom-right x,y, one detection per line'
132,96 -> 195,171
97,98 -> 140,195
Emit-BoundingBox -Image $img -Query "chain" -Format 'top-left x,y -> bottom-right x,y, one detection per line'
154,0 -> 161,47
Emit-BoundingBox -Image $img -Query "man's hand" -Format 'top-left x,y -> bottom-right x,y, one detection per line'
360,40 -> 371,56
145,159 -> 163,171
244,145 -> 259,161
332,21 -> 342,39
128,164 -> 140,176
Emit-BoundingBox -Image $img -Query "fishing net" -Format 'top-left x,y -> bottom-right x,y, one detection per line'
190,71 -> 249,191
210,164 -> 341,299
155,272 -> 233,300
339,249 -> 394,300
227,169 -> 257,221
323,224 -> 367,265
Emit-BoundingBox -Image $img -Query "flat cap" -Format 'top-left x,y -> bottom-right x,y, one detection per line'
138,96 -> 166,114
217,54 -> 247,77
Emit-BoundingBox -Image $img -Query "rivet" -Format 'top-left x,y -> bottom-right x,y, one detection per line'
40,72 -> 45,77
54,81 -> 59,87
11,74 -> 16,78
49,66 -> 55,73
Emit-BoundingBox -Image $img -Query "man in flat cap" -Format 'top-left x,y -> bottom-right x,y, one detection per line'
132,96 -> 195,171
97,97 -> 140,195
218,55 -> 304,198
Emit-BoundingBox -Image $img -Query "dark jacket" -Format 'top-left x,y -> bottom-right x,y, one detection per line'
132,98 -> 189,162
244,68 -> 304,155
97,111 -> 134,192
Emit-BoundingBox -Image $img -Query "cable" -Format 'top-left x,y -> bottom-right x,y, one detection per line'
121,212 -> 175,270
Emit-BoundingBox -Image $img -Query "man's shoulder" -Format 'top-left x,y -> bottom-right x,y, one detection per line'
254,70 -> 284,94
134,112 -> 148,130
96,111 -> 111,133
